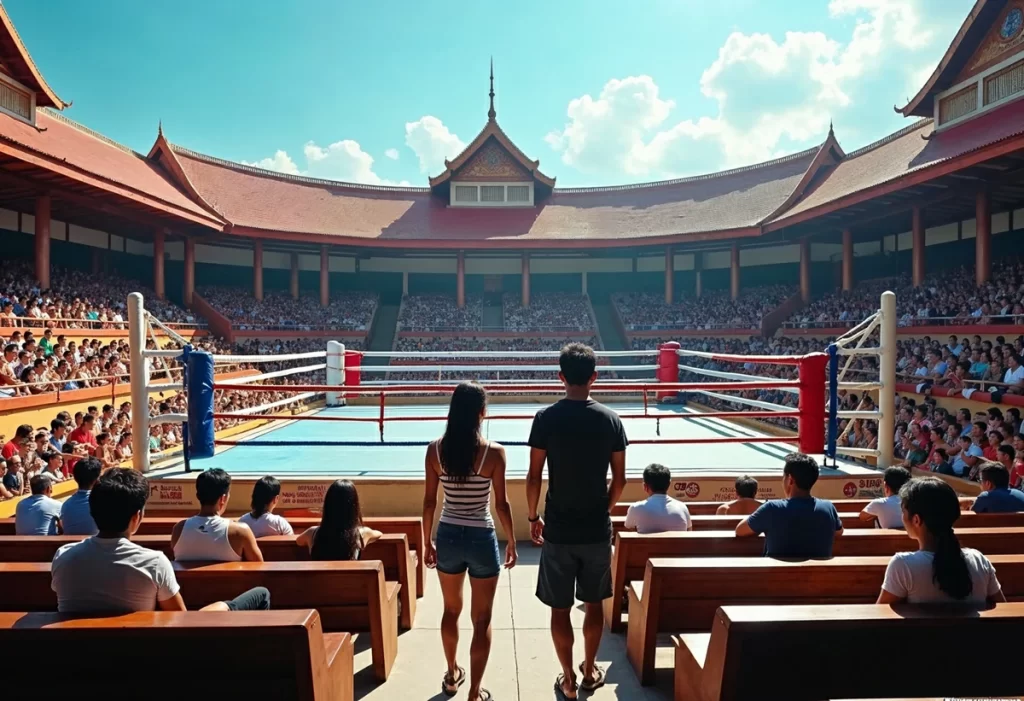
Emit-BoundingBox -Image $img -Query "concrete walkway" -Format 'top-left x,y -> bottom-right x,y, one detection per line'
352,541 -> 674,701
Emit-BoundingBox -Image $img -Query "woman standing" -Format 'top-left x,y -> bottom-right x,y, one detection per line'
877,477 -> 1004,604
297,479 -> 380,559
423,382 -> 516,701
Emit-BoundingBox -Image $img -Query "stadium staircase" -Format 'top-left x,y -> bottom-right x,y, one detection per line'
364,302 -> 400,366
590,292 -> 646,378
483,292 -> 503,328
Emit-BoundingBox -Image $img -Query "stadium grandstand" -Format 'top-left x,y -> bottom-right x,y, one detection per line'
3,1 -> 1024,698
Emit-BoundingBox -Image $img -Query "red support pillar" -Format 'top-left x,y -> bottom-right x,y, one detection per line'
152,229 -> 166,300
730,243 -> 740,300
841,228 -> 853,292
521,252 -> 530,307
320,245 -> 329,308
976,191 -> 991,285
799,238 -> 811,303
253,240 -> 264,302
664,246 -> 674,304
34,194 -> 51,290
797,352 -> 828,456
456,251 -> 466,308
656,341 -> 680,401
183,237 -> 195,307
289,252 -> 299,300
912,206 -> 925,287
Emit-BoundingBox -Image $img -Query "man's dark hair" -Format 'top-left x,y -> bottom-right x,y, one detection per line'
734,475 -> 758,499
195,468 -> 232,506
29,474 -> 53,495
998,444 -> 1016,463
73,457 -> 103,490
883,466 -> 912,493
89,468 -> 149,533
980,461 -> 1010,489
974,421 -> 987,434
559,343 -> 597,386
50,418 -> 65,432
642,463 -> 671,493
13,424 -> 32,440
102,404 -> 113,413
87,406 -> 97,415
782,452 -> 819,491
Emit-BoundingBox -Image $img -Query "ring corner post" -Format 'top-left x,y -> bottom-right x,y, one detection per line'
797,352 -> 828,456
877,290 -> 897,469
326,340 -> 345,407
656,341 -> 680,401
128,292 -> 150,473
185,349 -> 216,462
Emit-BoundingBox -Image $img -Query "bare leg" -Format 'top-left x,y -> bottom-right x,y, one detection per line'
437,571 -> 466,681
550,607 -> 577,698
466,574 -> 499,701
581,601 -> 604,683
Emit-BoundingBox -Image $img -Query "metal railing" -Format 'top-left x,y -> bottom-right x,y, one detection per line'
783,313 -> 1024,329
1,315 -> 206,331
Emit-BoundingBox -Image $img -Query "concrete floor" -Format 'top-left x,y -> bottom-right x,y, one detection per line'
351,541 -> 674,701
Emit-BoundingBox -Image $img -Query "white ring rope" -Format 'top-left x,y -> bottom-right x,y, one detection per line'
692,390 -> 793,412
678,363 -> 799,395
230,392 -> 321,416
225,363 -> 327,385
375,364 -> 655,373
145,312 -> 191,346
361,350 -> 658,358
212,351 -> 327,363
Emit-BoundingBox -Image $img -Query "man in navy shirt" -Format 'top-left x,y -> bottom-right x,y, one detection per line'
972,462 -> 1024,513
736,453 -> 843,558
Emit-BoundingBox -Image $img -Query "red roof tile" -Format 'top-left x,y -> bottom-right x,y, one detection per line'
170,144 -> 818,244
0,110 -> 222,225
772,99 -> 1024,225
0,3 -> 66,109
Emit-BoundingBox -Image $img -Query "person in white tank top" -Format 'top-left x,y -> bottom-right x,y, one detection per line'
171,468 -> 263,562
238,476 -> 294,538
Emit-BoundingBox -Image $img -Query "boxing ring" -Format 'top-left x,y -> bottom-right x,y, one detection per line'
126,292 -> 897,535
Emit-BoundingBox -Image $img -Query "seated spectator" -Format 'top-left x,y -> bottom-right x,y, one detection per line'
15,474 -> 61,535
51,468 -> 270,613
716,475 -> 762,516
859,467 -> 911,529
3,455 -> 24,496
878,477 -> 1004,604
736,453 -> 843,558
171,468 -> 263,562
68,414 -> 98,456
296,479 -> 381,560
0,457 -> 15,500
2,424 -> 31,460
972,462 -> 1024,514
623,464 -> 691,534
238,476 -> 294,537
928,448 -> 954,476
951,435 -> 983,478
61,457 -> 102,536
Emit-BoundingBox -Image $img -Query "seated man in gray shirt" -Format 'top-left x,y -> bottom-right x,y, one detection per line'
60,457 -> 102,535
15,474 -> 61,535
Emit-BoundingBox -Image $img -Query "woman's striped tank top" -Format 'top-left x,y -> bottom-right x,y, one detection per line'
437,441 -> 494,529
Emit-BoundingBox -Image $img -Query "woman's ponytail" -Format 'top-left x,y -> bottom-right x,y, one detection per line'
931,526 -> 973,599
899,477 -> 973,600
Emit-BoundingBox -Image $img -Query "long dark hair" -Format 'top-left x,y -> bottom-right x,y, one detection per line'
250,475 -> 281,518
439,382 -> 487,482
311,480 -> 363,561
900,477 -> 972,600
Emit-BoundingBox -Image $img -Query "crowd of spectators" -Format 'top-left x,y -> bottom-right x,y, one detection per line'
613,285 -> 793,331
502,293 -> 593,331
398,295 -> 483,331
199,287 -> 377,331
0,262 -> 193,328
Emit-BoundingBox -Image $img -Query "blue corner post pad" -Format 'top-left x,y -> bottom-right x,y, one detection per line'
826,343 -> 839,461
185,348 -> 215,460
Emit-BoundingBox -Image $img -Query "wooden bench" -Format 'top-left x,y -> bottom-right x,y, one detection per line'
0,560 -> 399,681
0,532 -> 417,630
627,554 -> 1024,685
673,603 -> 1024,701
610,510 -> 1024,533
0,514 -> 426,597
0,609 -> 352,700
610,496 -> 975,517
605,526 -> 1024,632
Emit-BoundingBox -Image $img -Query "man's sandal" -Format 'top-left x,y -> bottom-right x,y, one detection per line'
441,667 -> 465,696
578,663 -> 607,691
554,673 -> 578,700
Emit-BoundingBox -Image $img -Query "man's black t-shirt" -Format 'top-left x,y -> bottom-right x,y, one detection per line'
528,398 -> 628,545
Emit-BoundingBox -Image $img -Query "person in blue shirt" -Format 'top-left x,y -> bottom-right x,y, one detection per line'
736,453 -> 843,558
972,462 -> 1024,513
15,474 -> 62,535
61,457 -> 102,536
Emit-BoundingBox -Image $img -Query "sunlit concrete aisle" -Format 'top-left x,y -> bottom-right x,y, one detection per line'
353,542 -> 673,701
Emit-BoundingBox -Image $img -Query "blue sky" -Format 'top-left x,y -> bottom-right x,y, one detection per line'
8,0 -> 974,187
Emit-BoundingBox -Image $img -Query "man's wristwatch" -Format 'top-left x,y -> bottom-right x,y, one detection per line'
528,515 -> 540,523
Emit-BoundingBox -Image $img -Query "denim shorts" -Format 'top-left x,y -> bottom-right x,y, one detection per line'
435,521 -> 501,579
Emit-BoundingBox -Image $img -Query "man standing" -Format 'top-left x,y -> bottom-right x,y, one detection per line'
526,343 -> 627,700
736,453 -> 842,559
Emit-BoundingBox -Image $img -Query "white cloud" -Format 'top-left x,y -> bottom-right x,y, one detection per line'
405,116 -> 466,173
546,0 -> 965,178
384,148 -> 400,160
243,140 -> 410,186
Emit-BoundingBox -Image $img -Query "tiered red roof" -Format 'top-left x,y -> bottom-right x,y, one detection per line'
0,3 -> 66,109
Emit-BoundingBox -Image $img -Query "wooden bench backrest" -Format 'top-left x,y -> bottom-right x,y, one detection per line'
610,497 -> 974,516
708,603 -> 1024,700
0,609 -> 335,700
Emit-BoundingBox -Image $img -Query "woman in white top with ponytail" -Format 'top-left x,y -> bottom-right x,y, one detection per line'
239,476 -> 294,537
423,382 -> 517,701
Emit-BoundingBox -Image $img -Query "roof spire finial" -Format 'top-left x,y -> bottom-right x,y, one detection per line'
158,119 -> 163,137
488,57 -> 496,123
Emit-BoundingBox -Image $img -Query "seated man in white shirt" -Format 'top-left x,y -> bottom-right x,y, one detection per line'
51,468 -> 270,613
716,475 -> 763,515
624,463 -> 691,534
859,466 -> 911,529
171,468 -> 263,562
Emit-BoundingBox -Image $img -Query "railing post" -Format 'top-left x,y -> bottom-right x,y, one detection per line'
128,292 -> 151,473
877,291 -> 897,469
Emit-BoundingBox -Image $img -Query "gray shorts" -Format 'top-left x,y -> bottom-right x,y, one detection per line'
535,540 -> 612,610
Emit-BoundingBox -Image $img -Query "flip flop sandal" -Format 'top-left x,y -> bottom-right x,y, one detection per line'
554,673 -> 578,700
475,690 -> 494,701
578,663 -> 607,692
442,666 -> 465,696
